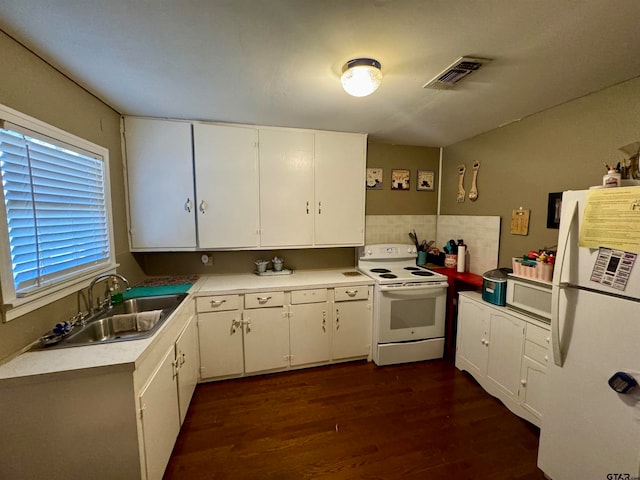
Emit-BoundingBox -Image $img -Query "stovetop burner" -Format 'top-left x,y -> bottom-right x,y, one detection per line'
404,266 -> 420,271
379,273 -> 397,279
370,268 -> 391,273
411,270 -> 434,277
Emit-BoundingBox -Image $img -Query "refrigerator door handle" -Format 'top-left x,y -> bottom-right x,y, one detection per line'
551,284 -> 565,367
551,198 -> 579,367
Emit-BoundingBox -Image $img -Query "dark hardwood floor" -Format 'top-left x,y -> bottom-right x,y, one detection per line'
164,360 -> 545,480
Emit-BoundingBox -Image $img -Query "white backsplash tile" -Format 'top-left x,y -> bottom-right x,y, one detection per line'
364,214 -> 500,275
364,215 -> 437,245
436,215 -> 501,275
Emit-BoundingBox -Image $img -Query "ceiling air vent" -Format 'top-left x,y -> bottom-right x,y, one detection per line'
423,56 -> 492,90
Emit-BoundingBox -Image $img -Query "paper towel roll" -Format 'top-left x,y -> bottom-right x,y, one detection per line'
457,245 -> 466,273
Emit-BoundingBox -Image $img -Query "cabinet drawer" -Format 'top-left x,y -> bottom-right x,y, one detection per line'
196,294 -> 240,312
245,291 -> 285,309
334,286 -> 368,302
526,323 -> 550,348
524,340 -> 548,365
291,288 -> 328,304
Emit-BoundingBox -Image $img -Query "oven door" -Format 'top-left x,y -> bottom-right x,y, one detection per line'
376,284 -> 446,343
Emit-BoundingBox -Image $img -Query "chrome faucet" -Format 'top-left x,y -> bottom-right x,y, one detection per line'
87,273 -> 130,313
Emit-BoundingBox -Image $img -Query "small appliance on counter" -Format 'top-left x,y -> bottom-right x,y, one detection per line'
481,268 -> 512,306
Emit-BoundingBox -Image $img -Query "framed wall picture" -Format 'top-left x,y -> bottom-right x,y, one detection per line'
366,167 -> 383,190
547,192 -> 562,229
417,170 -> 435,191
391,169 -> 410,190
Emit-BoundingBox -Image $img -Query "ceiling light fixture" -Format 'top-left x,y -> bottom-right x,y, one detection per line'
341,58 -> 382,97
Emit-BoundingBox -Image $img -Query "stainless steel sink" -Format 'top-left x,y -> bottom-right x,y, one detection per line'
34,293 -> 187,350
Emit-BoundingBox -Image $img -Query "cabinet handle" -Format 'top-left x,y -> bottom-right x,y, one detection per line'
172,360 -> 179,378
318,201 -> 322,214
544,355 -> 549,363
210,299 -> 226,307
257,296 -> 272,304
199,200 -> 208,214
520,379 -> 527,386
322,311 -> 326,332
184,198 -> 192,213
306,201 -> 309,214
346,289 -> 358,297
336,308 -> 340,330
180,352 -> 186,366
245,319 -> 252,333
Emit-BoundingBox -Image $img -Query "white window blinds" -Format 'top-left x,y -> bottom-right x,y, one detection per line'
0,125 -> 111,297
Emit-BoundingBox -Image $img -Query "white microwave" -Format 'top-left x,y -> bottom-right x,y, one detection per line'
506,275 -> 552,323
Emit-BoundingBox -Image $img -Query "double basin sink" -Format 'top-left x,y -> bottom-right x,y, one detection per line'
34,293 -> 187,350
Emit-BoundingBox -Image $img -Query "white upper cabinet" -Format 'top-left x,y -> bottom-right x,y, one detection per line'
314,131 -> 366,246
124,117 -> 367,250
258,128 -> 315,247
123,117 -> 196,250
193,123 -> 259,248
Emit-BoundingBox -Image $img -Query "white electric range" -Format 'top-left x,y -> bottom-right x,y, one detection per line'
357,244 -> 448,366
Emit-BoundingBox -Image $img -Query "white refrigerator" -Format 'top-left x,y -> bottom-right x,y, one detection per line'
538,187 -> 640,479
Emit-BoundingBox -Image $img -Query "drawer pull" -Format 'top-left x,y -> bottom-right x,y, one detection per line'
345,289 -> 358,297
257,296 -> 272,304
210,299 -> 227,307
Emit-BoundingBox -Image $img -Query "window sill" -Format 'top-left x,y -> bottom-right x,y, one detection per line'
2,263 -> 119,323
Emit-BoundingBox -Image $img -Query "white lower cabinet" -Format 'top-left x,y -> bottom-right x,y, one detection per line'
456,291 -> 549,427
139,345 -> 181,480
289,290 -> 331,367
243,302 -> 290,373
332,286 -> 372,360
197,284 -> 372,382
175,315 -> 199,424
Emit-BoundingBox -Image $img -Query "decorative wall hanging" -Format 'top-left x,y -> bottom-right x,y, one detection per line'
366,167 -> 383,190
469,161 -> 480,201
391,169 -> 410,190
456,165 -> 466,203
417,170 -> 435,191
510,207 -> 530,235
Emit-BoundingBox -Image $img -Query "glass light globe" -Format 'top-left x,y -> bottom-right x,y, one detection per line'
341,59 -> 382,97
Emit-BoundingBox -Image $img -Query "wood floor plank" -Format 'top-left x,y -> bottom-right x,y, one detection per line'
164,360 -> 545,480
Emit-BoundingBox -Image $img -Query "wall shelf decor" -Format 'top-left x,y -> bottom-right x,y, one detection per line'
391,169 -> 410,190
417,170 -> 435,191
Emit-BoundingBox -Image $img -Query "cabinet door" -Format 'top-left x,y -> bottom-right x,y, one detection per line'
243,307 -> 290,373
198,310 -> 244,379
519,356 -> 546,421
124,117 -> 196,249
289,303 -> 331,366
455,296 -> 489,377
193,123 -> 259,248
486,312 -> 525,398
333,300 -> 371,360
175,315 -> 199,424
139,345 -> 181,480
259,129 -> 314,247
314,132 -> 366,246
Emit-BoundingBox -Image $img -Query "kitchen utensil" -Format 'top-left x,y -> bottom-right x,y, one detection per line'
420,240 -> 427,251
469,161 -> 480,201
457,164 -> 466,203
409,231 -> 419,250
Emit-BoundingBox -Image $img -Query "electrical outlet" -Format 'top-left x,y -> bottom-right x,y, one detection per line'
201,253 -> 214,266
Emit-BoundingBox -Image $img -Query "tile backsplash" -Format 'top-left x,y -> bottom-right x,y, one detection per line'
365,214 -> 500,275
364,215 -> 437,246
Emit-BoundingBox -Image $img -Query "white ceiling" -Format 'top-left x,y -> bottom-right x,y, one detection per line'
1,0 -> 640,147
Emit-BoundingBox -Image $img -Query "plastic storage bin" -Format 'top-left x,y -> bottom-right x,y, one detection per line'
511,257 -> 553,282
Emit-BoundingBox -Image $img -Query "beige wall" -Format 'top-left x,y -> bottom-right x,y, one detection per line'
0,32 -> 144,360
365,143 -> 440,215
441,76 -> 640,267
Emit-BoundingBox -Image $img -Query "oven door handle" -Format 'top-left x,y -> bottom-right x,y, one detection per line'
379,284 -> 447,293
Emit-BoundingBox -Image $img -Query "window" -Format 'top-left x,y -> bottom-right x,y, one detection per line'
0,105 -> 116,321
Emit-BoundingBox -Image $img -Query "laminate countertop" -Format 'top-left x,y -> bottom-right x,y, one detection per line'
0,269 -> 373,384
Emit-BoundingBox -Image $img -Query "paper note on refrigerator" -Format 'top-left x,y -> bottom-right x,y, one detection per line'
579,187 -> 640,253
